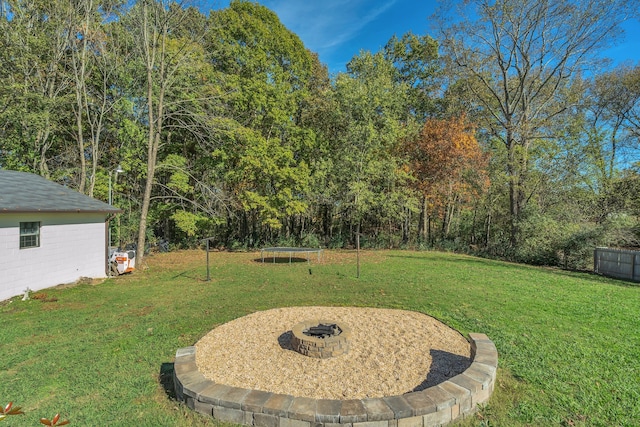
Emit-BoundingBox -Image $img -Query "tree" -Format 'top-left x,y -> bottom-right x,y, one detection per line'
123,0 -> 212,265
296,54 -> 337,243
67,0 -> 93,193
0,0 -> 74,176
617,66 -> 640,140
383,32 -> 441,121
66,0 -> 125,196
576,65 -> 640,221
204,0 -> 317,245
331,51 -> 414,246
403,114 -> 489,242
437,0 -> 637,246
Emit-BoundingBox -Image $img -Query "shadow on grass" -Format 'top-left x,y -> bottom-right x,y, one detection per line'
160,362 -> 176,400
387,253 -> 508,266
253,257 -> 310,264
171,269 -> 209,281
411,349 -> 471,391
387,253 -> 640,288
564,270 -> 640,288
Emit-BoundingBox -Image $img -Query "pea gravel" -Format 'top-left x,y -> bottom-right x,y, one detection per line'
195,307 -> 471,400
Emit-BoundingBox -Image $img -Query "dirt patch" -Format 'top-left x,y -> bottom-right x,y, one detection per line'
144,249 -> 385,270
32,292 -> 58,302
53,277 -> 106,290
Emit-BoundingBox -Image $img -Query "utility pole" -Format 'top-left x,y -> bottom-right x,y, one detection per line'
356,223 -> 361,279
201,237 -> 215,281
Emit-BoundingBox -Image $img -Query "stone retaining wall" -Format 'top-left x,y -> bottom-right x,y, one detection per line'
173,333 -> 498,427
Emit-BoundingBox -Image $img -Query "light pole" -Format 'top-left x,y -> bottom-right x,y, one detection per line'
108,165 -> 124,248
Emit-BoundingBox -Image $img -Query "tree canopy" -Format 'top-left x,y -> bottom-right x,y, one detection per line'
0,0 -> 638,268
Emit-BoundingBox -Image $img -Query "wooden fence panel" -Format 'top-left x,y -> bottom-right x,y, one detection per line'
594,247 -> 640,282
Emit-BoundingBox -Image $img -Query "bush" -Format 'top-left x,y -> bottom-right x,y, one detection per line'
512,211 -> 640,270
514,213 -> 568,266
300,233 -> 320,248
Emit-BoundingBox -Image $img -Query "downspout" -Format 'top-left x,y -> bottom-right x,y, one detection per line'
105,213 -> 117,276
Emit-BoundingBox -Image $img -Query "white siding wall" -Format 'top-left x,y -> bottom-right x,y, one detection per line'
0,212 -> 108,301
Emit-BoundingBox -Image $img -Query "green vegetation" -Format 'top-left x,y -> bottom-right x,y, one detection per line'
1,0 -> 638,268
1,250 -> 638,426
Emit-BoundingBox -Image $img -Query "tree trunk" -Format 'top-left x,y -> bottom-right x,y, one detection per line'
356,221 -> 360,278
470,204 -> 477,245
507,139 -> 520,248
74,102 -> 87,193
71,0 -> 90,194
402,207 -> 410,245
137,1 -> 165,267
485,205 -> 492,251
418,195 -> 426,243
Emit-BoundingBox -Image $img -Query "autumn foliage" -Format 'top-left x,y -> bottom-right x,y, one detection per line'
1,402 -> 24,421
404,115 -> 489,235
0,402 -> 68,425
40,413 -> 70,426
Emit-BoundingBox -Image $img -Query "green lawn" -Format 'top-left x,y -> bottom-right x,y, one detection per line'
1,250 -> 638,426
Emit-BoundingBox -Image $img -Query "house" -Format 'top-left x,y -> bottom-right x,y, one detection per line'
0,170 -> 120,301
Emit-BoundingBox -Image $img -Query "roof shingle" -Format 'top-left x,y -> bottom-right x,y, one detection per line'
0,170 -> 121,213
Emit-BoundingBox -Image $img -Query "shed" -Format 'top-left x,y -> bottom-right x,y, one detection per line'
0,170 -> 120,301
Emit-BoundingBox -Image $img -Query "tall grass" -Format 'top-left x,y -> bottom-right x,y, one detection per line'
1,250 -> 638,426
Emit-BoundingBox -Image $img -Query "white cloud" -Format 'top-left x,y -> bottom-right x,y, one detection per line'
264,0 -> 398,56
206,0 -> 401,71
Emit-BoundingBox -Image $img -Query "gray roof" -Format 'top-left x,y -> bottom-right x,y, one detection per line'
0,170 -> 121,214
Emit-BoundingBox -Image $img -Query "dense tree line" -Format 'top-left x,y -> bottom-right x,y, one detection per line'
1,0 -> 638,268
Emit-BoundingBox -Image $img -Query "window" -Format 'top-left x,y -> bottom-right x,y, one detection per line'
20,222 -> 40,249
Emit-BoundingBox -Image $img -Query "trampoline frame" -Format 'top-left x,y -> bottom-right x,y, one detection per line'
260,247 -> 324,264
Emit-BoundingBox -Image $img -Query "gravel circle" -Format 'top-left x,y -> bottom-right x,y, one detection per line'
195,306 -> 471,400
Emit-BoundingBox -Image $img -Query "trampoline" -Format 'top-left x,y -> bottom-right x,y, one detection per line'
260,247 -> 324,264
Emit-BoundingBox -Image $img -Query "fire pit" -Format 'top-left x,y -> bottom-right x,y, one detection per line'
175,307 -> 499,427
290,319 -> 350,358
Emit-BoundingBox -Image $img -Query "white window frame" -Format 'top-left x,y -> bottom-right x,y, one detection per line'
20,221 -> 40,249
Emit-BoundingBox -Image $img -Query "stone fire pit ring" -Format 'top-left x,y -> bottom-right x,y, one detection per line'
290,319 -> 350,358
173,307 -> 499,427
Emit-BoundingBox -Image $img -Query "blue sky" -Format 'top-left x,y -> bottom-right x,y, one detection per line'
206,0 -> 640,75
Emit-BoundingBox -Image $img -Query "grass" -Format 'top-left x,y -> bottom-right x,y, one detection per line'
1,249 -> 639,426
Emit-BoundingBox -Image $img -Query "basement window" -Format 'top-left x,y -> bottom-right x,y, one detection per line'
20,222 -> 40,249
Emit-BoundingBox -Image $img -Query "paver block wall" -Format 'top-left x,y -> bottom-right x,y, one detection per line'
174,333 -> 498,427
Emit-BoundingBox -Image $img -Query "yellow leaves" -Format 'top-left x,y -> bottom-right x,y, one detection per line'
159,155 -> 192,194
165,36 -> 206,64
238,187 -> 307,229
171,210 -> 203,237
